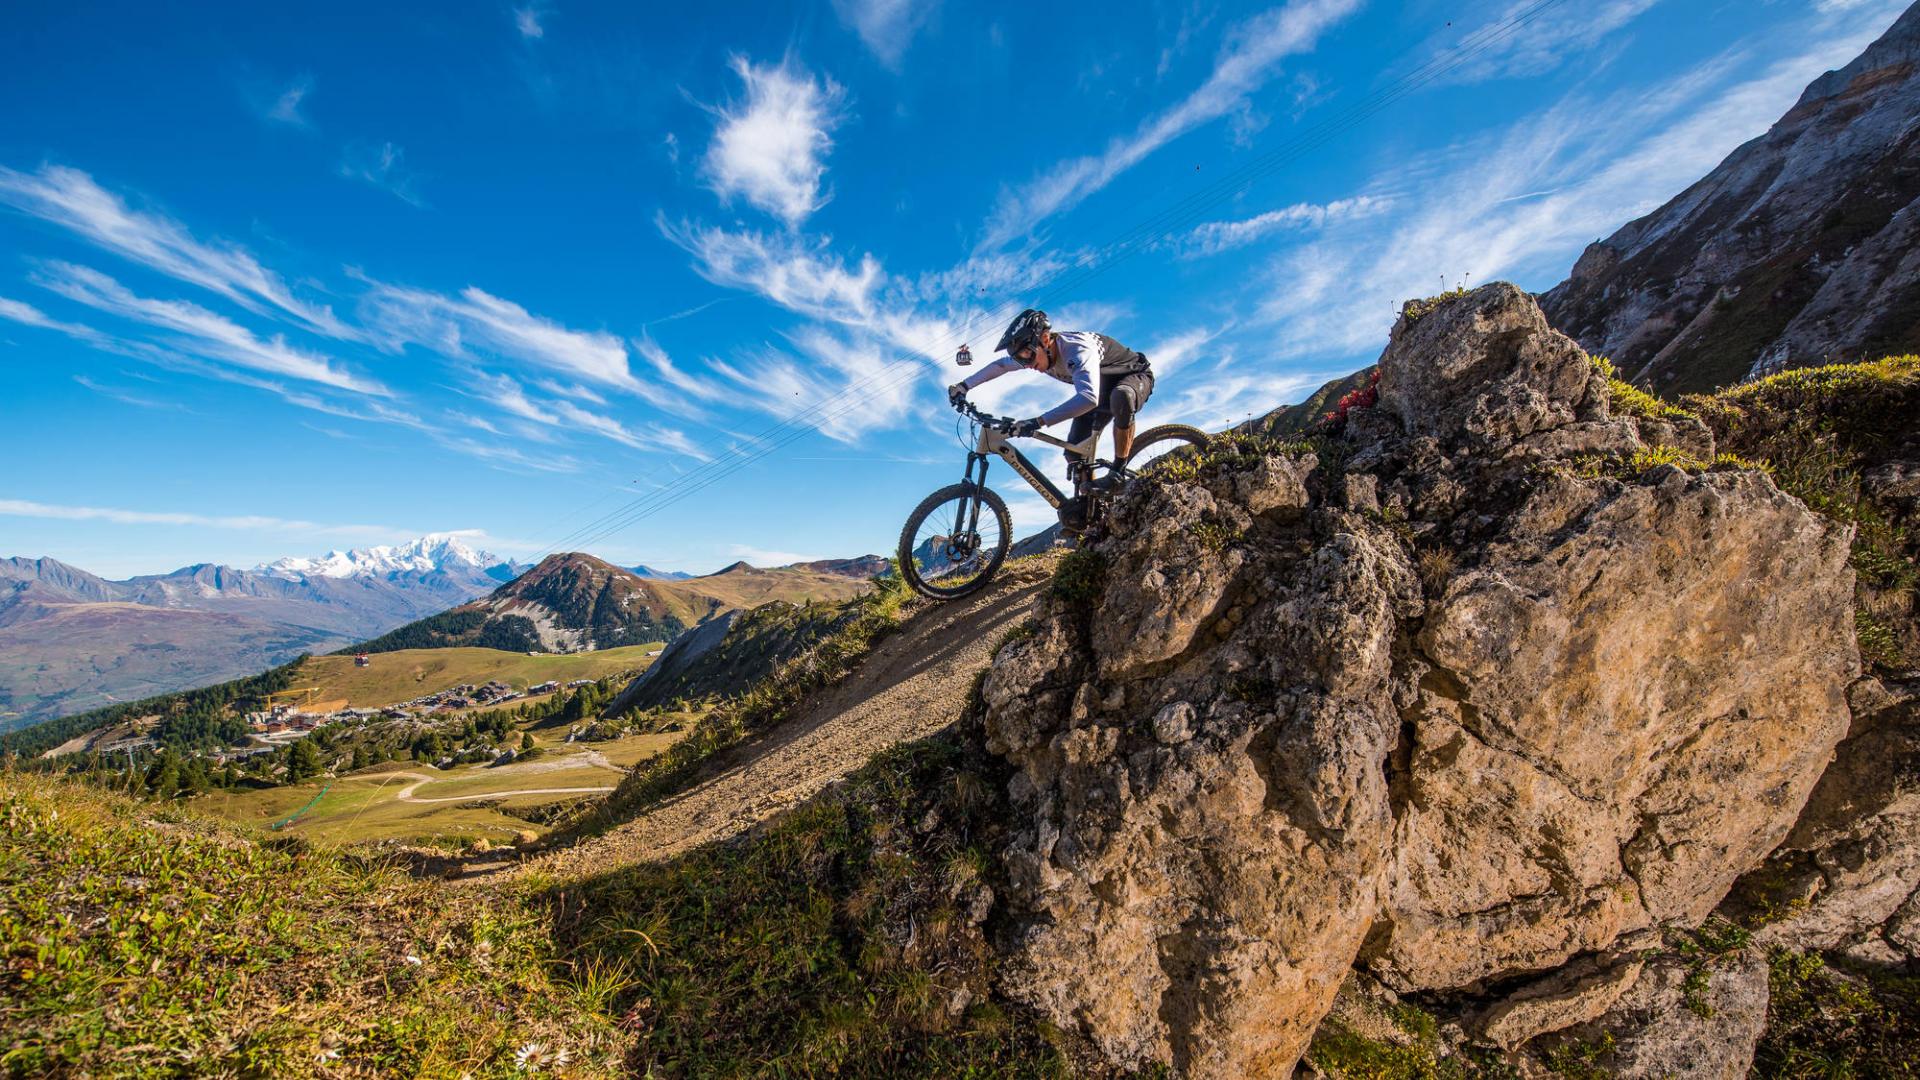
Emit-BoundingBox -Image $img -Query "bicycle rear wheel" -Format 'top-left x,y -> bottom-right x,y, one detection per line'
897,483 -> 1012,601
1122,424 -> 1210,474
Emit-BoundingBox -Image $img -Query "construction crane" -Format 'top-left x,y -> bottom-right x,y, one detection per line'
266,687 -> 322,712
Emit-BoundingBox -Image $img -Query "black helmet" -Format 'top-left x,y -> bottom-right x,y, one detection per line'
996,308 -> 1050,359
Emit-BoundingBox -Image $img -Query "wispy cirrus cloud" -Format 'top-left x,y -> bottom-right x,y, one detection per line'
338,142 -> 425,207
0,496 -> 412,539
0,164 -> 357,339
831,0 -> 938,70
470,370 -> 705,458
701,57 -> 848,227
513,3 -> 548,39
979,0 -> 1363,249
31,262 -> 388,396
266,75 -> 314,126
660,217 -> 883,325
71,374 -> 191,412
1415,0 -> 1661,86
1178,194 -> 1389,256
359,279 -> 648,392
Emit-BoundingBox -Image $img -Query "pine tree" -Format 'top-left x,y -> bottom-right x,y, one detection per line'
287,739 -> 322,781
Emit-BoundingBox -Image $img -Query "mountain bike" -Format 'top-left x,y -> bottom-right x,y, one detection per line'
896,400 -> 1210,600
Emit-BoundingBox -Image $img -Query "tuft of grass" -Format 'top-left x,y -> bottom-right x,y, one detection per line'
1049,548 -> 1108,606
1400,288 -> 1471,327
1539,1032 -> 1616,1080
1147,430 -> 1313,485
1686,355 -> 1920,671
1756,948 -> 1920,1077
1592,357 -> 1698,422
1188,519 -> 1244,553
0,769 -> 625,1077
566,574 -> 914,832
544,731 -> 1075,1078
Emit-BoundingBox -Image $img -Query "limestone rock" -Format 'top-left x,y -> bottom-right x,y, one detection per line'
1477,951 -> 1645,1050
1546,949 -> 1770,1080
1377,282 -> 1607,452
1371,466 -> 1857,989
1743,677 -> 1920,961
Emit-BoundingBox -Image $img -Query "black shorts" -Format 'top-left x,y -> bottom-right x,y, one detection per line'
1066,368 -> 1154,453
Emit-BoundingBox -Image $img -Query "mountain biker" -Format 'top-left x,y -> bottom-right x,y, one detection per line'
946,308 -> 1154,479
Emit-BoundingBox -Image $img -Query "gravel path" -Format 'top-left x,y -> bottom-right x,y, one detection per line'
525,556 -> 1055,880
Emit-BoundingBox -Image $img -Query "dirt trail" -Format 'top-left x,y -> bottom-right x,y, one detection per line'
527,556 -> 1055,879
339,749 -> 625,804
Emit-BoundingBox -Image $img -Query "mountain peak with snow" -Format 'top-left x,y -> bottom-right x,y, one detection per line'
257,533 -> 506,580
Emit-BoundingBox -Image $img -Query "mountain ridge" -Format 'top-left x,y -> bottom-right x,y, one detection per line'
1540,4 -> 1920,393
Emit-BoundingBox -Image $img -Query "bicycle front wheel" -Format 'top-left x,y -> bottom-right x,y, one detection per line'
896,483 -> 1012,601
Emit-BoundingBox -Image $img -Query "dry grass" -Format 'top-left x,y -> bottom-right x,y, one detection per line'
0,769 -> 630,1076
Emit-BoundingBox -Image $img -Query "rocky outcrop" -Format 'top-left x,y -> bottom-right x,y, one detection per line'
1731,676 -> 1920,964
1538,947 -> 1771,1080
979,283 -> 1860,1076
1540,5 -> 1920,394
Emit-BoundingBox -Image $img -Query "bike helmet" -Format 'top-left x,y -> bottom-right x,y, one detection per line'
996,308 -> 1050,360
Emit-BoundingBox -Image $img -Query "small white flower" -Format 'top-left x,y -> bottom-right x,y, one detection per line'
403,953 -> 423,966
314,1047 -> 341,1062
513,1041 -> 571,1071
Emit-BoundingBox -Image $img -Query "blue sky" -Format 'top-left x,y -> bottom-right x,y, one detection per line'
1,0 -> 1907,577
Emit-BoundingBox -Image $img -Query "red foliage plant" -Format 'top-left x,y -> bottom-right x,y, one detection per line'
1322,369 -> 1381,428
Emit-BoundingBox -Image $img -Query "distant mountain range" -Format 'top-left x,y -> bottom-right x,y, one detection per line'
0,536 -> 891,733
354,552 -> 875,655
0,534 -> 520,731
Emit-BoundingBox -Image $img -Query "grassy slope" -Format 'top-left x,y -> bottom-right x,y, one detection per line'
0,770 -> 630,1077
296,644 -> 663,709
541,727 -> 1088,1079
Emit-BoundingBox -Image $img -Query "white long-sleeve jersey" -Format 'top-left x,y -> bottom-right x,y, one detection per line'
959,330 -> 1144,425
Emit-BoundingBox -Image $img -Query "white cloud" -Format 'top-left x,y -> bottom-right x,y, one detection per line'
0,164 -> 356,339
72,374 -> 190,412
832,0 -> 937,69
1179,195 -> 1389,256
268,76 -> 313,126
468,370 -> 704,459
1253,16 -> 1896,361
0,497 -> 414,540
339,142 -> 424,207
1419,0 -> 1662,85
729,542 -> 823,566
661,217 -> 884,326
34,262 -> 388,396
980,0 -> 1363,249
0,295 -> 108,343
359,279 -> 650,393
514,4 -> 546,38
702,57 -> 848,227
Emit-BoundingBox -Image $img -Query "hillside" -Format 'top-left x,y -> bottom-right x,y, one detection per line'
1540,5 -> 1920,393
600,598 -> 855,717
296,644 -> 666,710
354,552 -> 871,655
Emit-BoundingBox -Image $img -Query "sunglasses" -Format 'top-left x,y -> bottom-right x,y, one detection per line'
1014,345 -> 1040,365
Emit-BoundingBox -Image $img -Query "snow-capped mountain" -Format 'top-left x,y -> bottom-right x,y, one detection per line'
257,533 -> 510,580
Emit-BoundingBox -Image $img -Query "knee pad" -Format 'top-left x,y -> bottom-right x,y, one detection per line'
1111,385 -> 1139,428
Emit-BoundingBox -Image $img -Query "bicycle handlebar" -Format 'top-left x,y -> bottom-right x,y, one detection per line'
955,399 -> 1017,433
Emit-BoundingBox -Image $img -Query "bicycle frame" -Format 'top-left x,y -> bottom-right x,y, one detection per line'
961,424 -> 1099,510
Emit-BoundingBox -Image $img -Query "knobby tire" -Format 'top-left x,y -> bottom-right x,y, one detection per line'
897,483 -> 1012,601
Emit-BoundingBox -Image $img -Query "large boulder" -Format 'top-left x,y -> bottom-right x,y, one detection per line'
979,284 -> 1861,1077
1367,465 -> 1857,989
